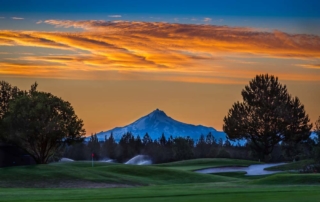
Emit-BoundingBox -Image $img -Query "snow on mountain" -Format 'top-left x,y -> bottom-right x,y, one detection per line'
90,109 -> 227,142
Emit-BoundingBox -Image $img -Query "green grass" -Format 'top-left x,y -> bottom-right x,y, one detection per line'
250,173 -> 320,185
1,185 -> 320,202
155,158 -> 261,171
1,158 -> 320,201
265,159 -> 315,171
0,161 -> 238,187
211,172 -> 268,180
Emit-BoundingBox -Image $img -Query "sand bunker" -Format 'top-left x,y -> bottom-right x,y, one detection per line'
195,163 -> 286,175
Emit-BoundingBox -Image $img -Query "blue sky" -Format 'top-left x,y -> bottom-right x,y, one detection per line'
1,0 -> 319,17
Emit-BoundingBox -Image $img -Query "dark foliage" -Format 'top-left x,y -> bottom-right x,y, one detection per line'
223,74 -> 312,161
0,81 -> 86,164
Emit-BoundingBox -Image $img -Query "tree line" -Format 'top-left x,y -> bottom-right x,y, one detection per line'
63,130 -> 319,164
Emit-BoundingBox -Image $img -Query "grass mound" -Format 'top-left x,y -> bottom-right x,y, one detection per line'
251,173 -> 320,185
155,158 -> 260,171
0,161 -> 238,188
265,159 -> 315,171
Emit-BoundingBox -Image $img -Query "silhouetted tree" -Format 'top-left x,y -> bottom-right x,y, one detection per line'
0,81 -> 24,139
2,84 -> 85,164
64,142 -> 89,160
118,132 -> 136,161
314,116 -> 320,163
135,135 -> 142,154
159,133 -> 167,146
224,139 -> 232,148
216,149 -> 231,158
142,133 -> 152,146
223,74 -> 312,161
88,134 -> 101,160
173,137 -> 194,160
195,134 -> 207,158
102,133 -> 117,159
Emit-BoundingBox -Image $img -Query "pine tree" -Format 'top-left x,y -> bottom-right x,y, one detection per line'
223,74 -> 312,161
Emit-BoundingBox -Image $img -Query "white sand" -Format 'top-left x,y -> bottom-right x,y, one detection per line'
195,163 -> 286,175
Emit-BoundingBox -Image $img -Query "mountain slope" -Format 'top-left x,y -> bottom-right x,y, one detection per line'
92,109 -> 226,141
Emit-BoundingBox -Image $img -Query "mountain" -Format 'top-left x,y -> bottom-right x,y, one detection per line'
91,109 -> 227,142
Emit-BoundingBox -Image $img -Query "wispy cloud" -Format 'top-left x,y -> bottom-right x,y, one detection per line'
203,18 -> 212,22
0,17 -> 5,19
0,20 -> 319,83
108,15 -> 122,18
11,17 -> 24,20
297,64 -> 320,69
41,20 -> 320,58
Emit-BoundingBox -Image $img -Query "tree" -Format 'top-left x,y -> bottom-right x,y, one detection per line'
142,133 -> 152,146
173,137 -> 194,160
102,133 -> 117,159
195,134 -> 206,158
0,81 -> 24,138
87,133 -> 101,160
223,74 -> 312,161
118,132 -> 136,161
314,116 -> 320,163
159,133 -> 167,146
2,88 -> 85,164
0,81 -> 21,119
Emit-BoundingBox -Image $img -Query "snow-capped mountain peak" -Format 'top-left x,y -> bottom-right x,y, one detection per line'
91,109 -> 226,141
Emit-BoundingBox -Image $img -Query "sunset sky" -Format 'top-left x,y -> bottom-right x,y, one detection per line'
0,0 -> 319,135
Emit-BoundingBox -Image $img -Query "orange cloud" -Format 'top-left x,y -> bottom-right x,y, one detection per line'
0,20 -> 319,83
297,64 -> 320,69
41,20 -> 320,58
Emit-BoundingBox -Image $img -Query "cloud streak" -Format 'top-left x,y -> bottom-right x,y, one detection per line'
11,17 -> 24,20
297,64 -> 320,69
0,20 -> 320,83
108,15 -> 122,18
203,17 -> 212,22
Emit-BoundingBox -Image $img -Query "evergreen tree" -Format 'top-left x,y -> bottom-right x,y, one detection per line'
102,133 -> 117,159
142,133 -> 152,146
173,137 -> 194,160
87,133 -> 100,160
118,132 -> 136,161
195,134 -> 207,158
159,133 -> 167,146
223,74 -> 312,161
314,116 -> 320,163
135,135 -> 142,154
224,139 -> 232,148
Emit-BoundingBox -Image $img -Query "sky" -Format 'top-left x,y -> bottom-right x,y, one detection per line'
0,0 -> 319,135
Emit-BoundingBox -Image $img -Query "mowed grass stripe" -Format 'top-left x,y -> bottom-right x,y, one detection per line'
251,173 -> 320,185
1,185 -> 320,202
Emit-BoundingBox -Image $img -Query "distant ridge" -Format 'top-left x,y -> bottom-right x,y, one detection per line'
90,109 -> 227,141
